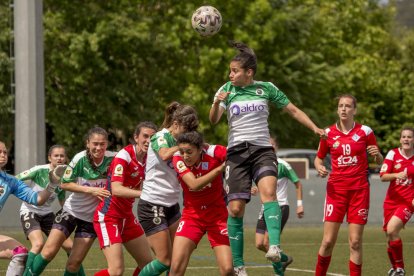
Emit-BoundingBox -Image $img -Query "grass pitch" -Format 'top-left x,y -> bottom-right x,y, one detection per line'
1,225 -> 414,275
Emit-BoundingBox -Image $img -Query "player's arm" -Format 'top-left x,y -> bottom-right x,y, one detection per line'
111,181 -> 141,198
315,156 -> 329,178
181,163 -> 225,191
60,182 -> 110,200
293,180 -> 304,218
367,145 -> 383,165
158,146 -> 179,161
209,91 -> 229,124
282,103 -> 325,137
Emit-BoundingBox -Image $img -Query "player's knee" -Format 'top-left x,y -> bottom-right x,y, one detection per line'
66,257 -> 83,272
321,238 -> 335,252
31,240 -> 45,252
349,238 -> 362,252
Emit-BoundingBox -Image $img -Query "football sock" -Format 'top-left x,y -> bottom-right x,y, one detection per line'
315,254 -> 331,276
139,259 -> 169,276
227,216 -> 244,267
272,261 -> 284,275
6,246 -> 28,276
31,254 -> 50,275
23,251 -> 37,276
389,239 -> 404,269
349,260 -> 362,276
132,266 -> 141,276
94,269 -> 110,276
64,269 -> 79,276
387,242 -> 395,268
263,201 -> 281,246
280,252 -> 288,262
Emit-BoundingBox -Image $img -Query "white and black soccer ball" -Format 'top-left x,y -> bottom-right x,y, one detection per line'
191,6 -> 222,37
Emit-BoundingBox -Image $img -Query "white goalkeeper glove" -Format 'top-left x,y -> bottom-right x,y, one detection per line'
46,165 -> 67,193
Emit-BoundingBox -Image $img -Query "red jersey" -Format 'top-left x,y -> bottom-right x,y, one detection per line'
172,145 -> 227,211
381,148 -> 414,206
96,144 -> 146,218
317,123 -> 378,190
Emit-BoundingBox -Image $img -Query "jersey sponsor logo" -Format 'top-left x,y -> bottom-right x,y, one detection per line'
176,161 -> 187,173
114,164 -> 123,177
230,103 -> 265,116
352,134 -> 360,142
337,155 -> 358,166
333,141 -> 340,149
201,162 -> 208,170
380,163 -> 388,173
358,208 -> 369,220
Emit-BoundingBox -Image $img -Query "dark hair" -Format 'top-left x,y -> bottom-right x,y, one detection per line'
401,126 -> 414,137
161,101 -> 181,129
85,126 -> 108,171
336,94 -> 357,108
230,41 -> 257,75
172,105 -> 199,132
48,145 -> 66,157
177,131 -> 204,149
131,121 -> 158,144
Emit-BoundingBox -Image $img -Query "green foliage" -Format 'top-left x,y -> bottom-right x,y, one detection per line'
0,1 -> 413,157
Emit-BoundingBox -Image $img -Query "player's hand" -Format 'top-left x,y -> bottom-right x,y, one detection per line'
214,91 -> 230,104
89,187 -> 111,201
46,165 -> 67,192
396,169 -> 407,181
250,186 -> 258,196
316,165 -> 329,178
366,145 -> 380,157
297,206 -> 304,218
315,128 -> 326,139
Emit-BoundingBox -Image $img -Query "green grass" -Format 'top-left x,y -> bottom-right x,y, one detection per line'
1,225 -> 414,275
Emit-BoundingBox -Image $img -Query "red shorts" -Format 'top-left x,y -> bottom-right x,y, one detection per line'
93,211 -> 145,249
324,187 -> 369,224
175,205 -> 229,248
383,204 -> 414,231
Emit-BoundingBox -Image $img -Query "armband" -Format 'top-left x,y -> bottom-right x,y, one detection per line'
297,200 -> 303,207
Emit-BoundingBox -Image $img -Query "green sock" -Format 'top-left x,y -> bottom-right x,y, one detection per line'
272,261 -> 284,276
23,252 -> 37,276
227,216 -> 244,267
64,269 -> 78,276
31,254 -> 50,275
77,264 -> 86,276
280,252 -> 288,262
139,259 -> 169,276
263,201 -> 281,246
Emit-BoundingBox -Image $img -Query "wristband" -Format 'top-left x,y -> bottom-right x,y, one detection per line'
297,200 -> 303,207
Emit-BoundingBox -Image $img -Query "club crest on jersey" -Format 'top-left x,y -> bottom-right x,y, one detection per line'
201,162 -> 208,170
352,134 -> 360,142
114,164 -> 123,176
256,88 -> 264,96
394,164 -> 401,170
157,136 -> 166,145
333,141 -> 340,149
176,161 -> 187,173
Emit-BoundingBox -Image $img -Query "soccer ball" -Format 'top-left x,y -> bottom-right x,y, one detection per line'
191,6 -> 222,37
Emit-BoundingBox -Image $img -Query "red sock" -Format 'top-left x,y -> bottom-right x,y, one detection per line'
132,266 -> 141,276
349,260 -> 362,276
315,254 -> 331,276
94,269 -> 110,276
387,242 -> 395,268
389,239 -> 404,269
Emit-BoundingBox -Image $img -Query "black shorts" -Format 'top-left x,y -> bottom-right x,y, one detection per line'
20,211 -> 55,238
225,143 -> 278,203
52,209 -> 96,239
256,205 -> 290,234
137,199 -> 181,236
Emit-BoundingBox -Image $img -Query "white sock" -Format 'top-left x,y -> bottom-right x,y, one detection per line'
6,247 -> 28,276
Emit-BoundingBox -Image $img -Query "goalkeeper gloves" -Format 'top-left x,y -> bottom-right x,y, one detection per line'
46,164 -> 67,193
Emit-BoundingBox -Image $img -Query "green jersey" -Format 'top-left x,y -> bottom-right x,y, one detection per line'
16,164 -> 65,216
141,128 -> 181,206
62,150 -> 116,222
276,158 -> 299,206
214,81 -> 290,148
